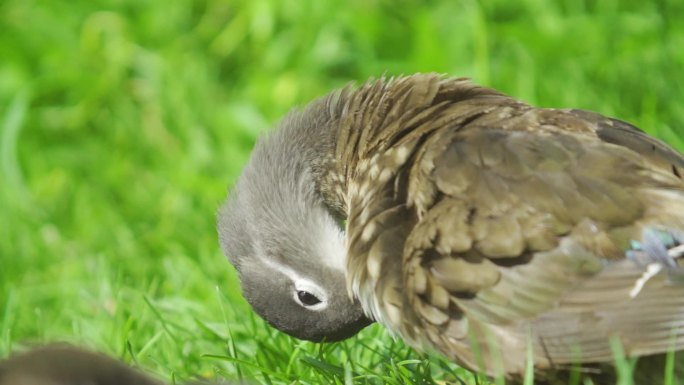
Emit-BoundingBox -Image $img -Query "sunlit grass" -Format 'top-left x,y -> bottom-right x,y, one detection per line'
1,0 -> 683,384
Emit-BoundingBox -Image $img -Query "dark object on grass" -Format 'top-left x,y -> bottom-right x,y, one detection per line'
218,74 -> 684,384
0,344 -> 163,385
0,345 -> 233,385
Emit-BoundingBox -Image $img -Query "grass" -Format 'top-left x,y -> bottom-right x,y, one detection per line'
1,0 -> 684,384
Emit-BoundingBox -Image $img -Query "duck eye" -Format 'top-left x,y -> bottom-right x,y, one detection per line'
297,290 -> 322,306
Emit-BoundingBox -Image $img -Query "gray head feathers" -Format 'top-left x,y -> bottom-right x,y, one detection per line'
217,94 -> 371,341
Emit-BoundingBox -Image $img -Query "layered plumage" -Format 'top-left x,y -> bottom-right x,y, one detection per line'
218,74 -> 684,384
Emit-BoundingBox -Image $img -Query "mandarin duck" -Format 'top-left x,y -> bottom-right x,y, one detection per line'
218,74 -> 684,384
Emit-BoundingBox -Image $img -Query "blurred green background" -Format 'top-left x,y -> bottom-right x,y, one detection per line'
1,0 -> 683,384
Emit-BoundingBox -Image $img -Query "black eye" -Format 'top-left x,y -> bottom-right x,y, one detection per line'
297,290 -> 322,306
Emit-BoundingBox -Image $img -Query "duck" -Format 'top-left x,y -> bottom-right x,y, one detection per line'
0,344 -> 163,385
0,344 -> 227,385
217,74 -> 684,384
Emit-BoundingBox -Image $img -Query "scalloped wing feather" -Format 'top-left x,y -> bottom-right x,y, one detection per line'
342,75 -> 684,382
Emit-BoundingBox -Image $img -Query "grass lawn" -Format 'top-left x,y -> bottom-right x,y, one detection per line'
1,0 -> 684,384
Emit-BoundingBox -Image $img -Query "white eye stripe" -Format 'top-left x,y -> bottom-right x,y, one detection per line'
293,290 -> 327,311
292,279 -> 328,311
293,278 -> 326,300
294,296 -> 327,311
316,210 -> 347,272
255,248 -> 329,311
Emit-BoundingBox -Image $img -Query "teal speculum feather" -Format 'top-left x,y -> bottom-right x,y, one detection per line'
627,228 -> 684,271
